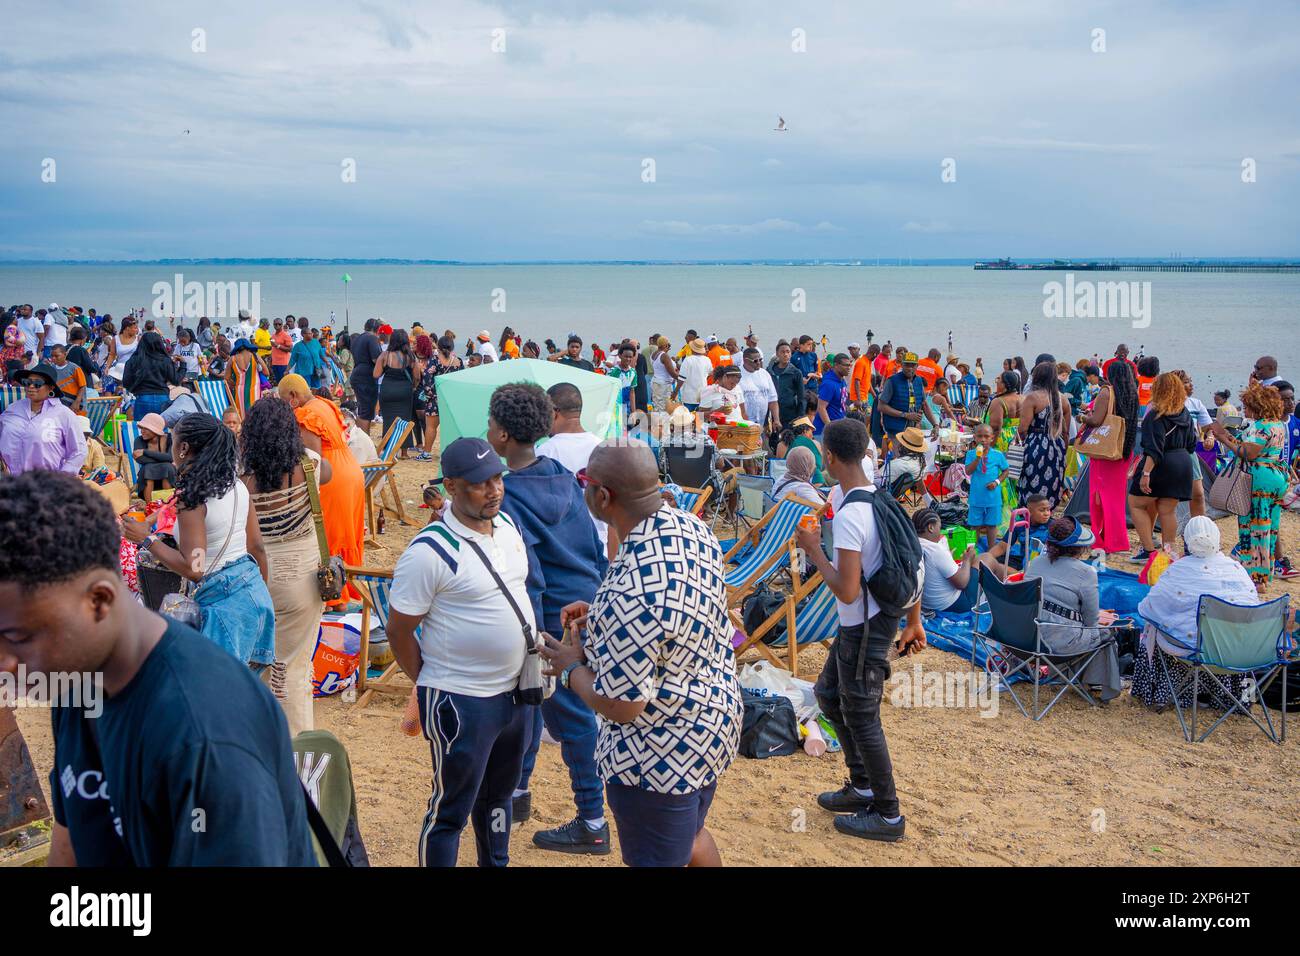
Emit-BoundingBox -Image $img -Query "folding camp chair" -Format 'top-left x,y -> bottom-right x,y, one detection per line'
345,565 -> 417,707
84,394 -> 121,442
1151,595 -> 1290,744
971,566 -> 1119,720
361,417 -> 415,543
115,419 -> 141,489
196,378 -> 231,419
733,573 -> 838,677
723,493 -> 826,609
736,473 -> 776,520
0,385 -> 22,412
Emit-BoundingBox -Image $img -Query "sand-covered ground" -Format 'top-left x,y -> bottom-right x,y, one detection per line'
15,451 -> 1300,867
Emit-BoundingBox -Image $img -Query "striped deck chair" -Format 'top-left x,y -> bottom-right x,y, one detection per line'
0,385 -> 22,412
722,493 -> 827,609
361,418 -> 415,543
674,484 -> 713,517
85,395 -> 121,442
196,378 -> 231,419
733,573 -> 838,677
948,383 -> 978,409
345,565 -> 417,707
116,419 -> 141,488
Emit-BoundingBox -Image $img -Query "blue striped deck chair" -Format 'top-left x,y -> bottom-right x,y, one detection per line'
0,385 -> 22,412
673,484 -> 713,517
361,417 -> 415,543
949,383 -> 978,409
85,394 -> 121,442
722,493 -> 826,609
196,378 -> 230,419
345,565 -> 417,707
116,419 -> 141,488
733,573 -> 838,677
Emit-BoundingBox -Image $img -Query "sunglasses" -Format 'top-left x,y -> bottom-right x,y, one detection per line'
22,380 -> 48,389
575,467 -> 602,491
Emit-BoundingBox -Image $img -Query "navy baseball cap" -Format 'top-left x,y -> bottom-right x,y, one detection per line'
432,437 -> 505,484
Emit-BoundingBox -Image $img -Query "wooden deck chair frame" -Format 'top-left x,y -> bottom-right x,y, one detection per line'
345,565 -> 414,708
732,571 -> 835,677
675,484 -> 713,518
722,493 -> 827,610
115,419 -> 141,489
84,394 -> 121,442
361,418 -> 416,544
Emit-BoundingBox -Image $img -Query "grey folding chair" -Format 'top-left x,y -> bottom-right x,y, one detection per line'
971,566 -> 1119,720
1151,594 -> 1290,744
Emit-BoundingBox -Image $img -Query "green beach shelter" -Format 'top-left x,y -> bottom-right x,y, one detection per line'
434,358 -> 622,449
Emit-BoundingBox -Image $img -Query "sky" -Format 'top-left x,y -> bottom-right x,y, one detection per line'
2,0 -> 1297,261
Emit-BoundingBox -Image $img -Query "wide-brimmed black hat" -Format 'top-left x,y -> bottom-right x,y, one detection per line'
9,362 -> 58,389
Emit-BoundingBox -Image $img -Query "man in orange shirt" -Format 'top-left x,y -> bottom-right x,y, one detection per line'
915,348 -> 943,391
851,343 -> 878,404
270,318 -> 294,384
706,334 -> 729,368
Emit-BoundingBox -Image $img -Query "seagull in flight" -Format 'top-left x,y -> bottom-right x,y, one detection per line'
774,116 -> 787,132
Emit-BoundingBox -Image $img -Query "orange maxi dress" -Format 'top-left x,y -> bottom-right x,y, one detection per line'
295,397 -> 365,601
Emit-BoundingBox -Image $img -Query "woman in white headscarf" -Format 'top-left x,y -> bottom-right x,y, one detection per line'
1131,516 -> 1259,710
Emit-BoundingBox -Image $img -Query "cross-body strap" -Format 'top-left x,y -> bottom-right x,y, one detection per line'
454,529 -> 537,654
301,454 -> 331,565
301,782 -> 349,868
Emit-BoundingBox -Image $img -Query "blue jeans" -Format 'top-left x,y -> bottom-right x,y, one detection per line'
517,682 -> 604,821
194,554 -> 276,667
416,687 -> 529,867
132,392 -> 169,421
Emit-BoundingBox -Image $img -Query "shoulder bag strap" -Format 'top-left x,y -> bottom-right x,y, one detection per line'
301,782 -> 349,867
452,529 -> 536,653
301,454 -> 331,565
200,486 -> 239,581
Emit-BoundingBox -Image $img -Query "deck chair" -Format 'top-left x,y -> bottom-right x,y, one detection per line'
1152,595 -> 1290,744
115,419 -> 141,489
0,385 -> 22,412
723,493 -> 826,609
361,417 -> 415,543
196,378 -> 231,419
971,566 -> 1119,720
948,383 -> 978,409
674,484 -> 713,517
345,565 -> 417,707
84,394 -> 121,441
734,573 -> 838,677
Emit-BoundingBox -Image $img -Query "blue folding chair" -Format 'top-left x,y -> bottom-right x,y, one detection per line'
971,566 -> 1119,720
196,378 -> 231,419
1150,595 -> 1290,743
116,419 -> 141,489
346,565 -> 419,707
84,395 -> 121,442
723,493 -> 826,609
735,573 -> 839,677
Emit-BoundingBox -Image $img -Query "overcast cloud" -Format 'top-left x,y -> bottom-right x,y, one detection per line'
2,0 -> 1296,260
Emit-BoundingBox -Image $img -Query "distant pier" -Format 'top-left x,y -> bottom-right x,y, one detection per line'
974,258 -> 1300,273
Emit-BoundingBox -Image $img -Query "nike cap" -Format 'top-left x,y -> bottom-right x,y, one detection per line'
432,437 -> 505,485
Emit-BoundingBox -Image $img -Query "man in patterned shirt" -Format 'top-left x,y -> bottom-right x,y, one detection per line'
540,440 -> 742,867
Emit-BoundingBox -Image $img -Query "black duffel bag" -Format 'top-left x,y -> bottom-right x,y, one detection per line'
738,689 -> 800,759
742,586 -> 787,646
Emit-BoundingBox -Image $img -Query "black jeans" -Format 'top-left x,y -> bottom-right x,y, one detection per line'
814,616 -> 900,818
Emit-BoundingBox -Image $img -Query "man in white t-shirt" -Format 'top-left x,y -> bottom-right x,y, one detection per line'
476,331 -> 499,363
236,309 -> 256,341
739,347 -> 779,432
385,437 -> 533,867
794,418 -> 925,845
43,304 -> 69,357
18,306 -> 45,360
536,382 -> 612,557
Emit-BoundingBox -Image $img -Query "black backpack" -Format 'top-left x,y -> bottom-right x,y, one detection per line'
841,486 -> 923,619
738,690 -> 800,759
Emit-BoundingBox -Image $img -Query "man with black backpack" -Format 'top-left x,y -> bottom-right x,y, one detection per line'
794,418 -> 926,843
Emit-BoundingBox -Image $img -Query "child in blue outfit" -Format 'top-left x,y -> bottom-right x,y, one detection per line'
963,424 -> 1007,550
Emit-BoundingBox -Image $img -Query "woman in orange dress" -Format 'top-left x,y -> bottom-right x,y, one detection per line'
277,373 -> 365,602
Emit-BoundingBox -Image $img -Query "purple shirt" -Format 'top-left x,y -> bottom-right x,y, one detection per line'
0,398 -> 86,475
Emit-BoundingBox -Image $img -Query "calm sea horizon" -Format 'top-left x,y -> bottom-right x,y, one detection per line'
3,263 -> 1295,394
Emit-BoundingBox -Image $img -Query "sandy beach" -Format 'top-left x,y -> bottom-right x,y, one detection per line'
14,451 -> 1300,867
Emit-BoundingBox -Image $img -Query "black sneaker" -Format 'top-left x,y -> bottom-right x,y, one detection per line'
1128,549 -> 1152,565
833,809 -> 906,842
816,781 -> 875,814
511,791 -> 531,829
532,816 -> 612,855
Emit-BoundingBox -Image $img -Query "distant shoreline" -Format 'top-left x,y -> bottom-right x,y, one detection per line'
3,257 -> 1300,268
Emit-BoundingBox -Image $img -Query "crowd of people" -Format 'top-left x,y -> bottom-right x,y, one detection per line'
2,298 -> 1298,868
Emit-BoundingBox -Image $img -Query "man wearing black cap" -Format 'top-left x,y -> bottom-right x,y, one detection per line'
385,437 -> 536,867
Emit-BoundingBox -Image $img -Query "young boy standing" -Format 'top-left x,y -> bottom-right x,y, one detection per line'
795,418 -> 926,843
963,424 -> 1007,550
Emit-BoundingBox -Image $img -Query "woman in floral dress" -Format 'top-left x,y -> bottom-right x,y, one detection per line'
415,334 -> 462,462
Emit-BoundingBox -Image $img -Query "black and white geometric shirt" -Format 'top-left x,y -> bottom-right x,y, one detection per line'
586,506 -> 742,794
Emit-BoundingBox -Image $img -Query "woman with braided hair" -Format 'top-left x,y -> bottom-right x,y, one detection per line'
121,412 -> 276,668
